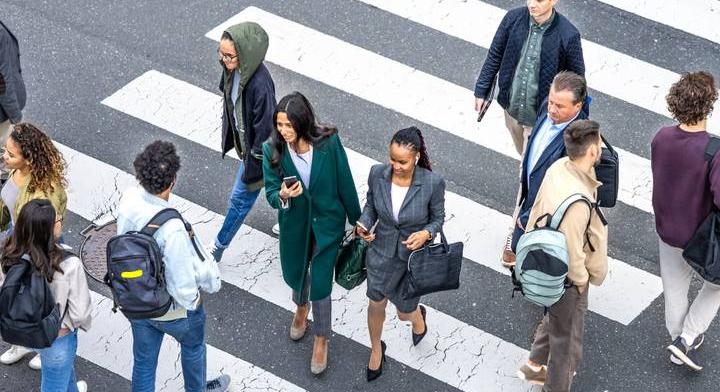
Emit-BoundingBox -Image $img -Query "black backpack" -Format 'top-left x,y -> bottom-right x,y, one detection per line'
104,208 -> 204,319
0,251 -> 75,349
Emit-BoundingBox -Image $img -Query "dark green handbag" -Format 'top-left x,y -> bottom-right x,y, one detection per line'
334,233 -> 368,290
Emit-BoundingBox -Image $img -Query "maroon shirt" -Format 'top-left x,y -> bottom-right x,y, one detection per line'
651,125 -> 720,248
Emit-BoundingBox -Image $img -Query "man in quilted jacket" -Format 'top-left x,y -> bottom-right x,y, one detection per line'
473,0 -> 585,157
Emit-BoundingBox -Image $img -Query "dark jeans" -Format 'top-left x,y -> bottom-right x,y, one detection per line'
130,305 -> 207,392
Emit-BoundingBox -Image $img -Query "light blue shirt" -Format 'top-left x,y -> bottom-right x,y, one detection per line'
526,113 -> 578,183
230,70 -> 242,131
116,187 -> 221,316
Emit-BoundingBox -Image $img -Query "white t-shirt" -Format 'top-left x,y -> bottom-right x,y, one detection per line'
391,183 -> 410,223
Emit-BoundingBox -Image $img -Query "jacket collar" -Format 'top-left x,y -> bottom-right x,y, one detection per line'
563,158 -> 602,190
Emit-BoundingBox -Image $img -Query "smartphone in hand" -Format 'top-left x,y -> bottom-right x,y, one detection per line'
283,176 -> 299,188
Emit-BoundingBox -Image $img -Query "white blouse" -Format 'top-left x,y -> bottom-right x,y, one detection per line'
391,183 -> 410,222
288,144 -> 313,188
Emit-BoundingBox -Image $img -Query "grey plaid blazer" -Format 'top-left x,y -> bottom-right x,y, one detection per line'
358,164 -> 446,261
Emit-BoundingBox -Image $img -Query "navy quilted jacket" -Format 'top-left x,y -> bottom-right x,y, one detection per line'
474,7 -> 585,111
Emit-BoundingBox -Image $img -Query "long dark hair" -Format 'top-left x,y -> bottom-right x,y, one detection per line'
391,126 -> 432,171
269,92 -> 337,169
1,199 -> 63,281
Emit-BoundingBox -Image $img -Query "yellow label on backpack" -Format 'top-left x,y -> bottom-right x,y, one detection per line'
120,269 -> 143,279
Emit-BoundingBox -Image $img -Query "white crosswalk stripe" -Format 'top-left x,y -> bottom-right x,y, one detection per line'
205,6 -> 659,215
594,0 -> 720,45
101,69 -> 663,326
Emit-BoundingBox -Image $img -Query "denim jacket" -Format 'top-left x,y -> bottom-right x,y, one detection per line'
116,187 -> 221,318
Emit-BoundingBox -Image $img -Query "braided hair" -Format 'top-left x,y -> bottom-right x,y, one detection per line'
9,123 -> 67,194
390,126 -> 431,171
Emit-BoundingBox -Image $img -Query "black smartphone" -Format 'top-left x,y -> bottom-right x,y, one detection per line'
283,176 -> 299,187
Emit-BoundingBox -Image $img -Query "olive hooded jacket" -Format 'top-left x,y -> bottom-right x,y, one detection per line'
219,22 -> 277,190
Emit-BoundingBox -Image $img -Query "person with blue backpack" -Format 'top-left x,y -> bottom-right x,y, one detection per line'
114,141 -> 228,392
515,120 -> 608,391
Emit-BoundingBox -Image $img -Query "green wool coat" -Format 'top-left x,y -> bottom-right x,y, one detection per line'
262,134 -> 361,300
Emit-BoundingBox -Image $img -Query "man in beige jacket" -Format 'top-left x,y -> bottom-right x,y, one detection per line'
516,120 -> 608,391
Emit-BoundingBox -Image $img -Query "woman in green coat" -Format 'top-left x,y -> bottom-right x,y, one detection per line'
262,92 -> 361,375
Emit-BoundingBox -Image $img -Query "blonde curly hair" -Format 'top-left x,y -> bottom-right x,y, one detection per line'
10,123 -> 67,194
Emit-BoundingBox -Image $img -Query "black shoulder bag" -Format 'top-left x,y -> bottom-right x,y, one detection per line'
683,136 -> 720,284
401,230 -> 464,300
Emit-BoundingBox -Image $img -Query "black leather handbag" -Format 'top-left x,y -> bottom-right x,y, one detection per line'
401,230 -> 464,300
595,135 -> 619,208
682,136 -> 720,284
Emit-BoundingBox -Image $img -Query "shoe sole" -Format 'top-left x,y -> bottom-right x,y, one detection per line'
516,370 -> 545,385
667,345 -> 703,371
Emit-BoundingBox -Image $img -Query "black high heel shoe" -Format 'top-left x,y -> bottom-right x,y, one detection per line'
366,341 -> 387,382
412,305 -> 428,346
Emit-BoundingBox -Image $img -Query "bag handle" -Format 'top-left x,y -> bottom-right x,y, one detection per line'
600,134 -> 616,155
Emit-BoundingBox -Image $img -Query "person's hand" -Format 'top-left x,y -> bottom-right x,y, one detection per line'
403,230 -> 432,251
475,97 -> 486,112
279,181 -> 303,200
356,224 -> 376,242
577,283 -> 589,294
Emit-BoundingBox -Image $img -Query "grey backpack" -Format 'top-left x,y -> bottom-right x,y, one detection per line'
512,194 -> 594,308
104,208 -> 205,319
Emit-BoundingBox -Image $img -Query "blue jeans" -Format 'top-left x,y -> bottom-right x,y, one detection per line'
216,162 -> 261,249
37,330 -> 79,392
130,305 -> 207,392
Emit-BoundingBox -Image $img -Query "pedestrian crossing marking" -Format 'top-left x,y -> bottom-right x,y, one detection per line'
205,6 -> 660,217
102,70 -> 663,326
595,0 -> 720,45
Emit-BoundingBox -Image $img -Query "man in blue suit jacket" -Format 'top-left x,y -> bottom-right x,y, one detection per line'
506,72 -> 590,262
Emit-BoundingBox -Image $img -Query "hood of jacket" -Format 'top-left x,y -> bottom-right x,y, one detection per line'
222,22 -> 269,88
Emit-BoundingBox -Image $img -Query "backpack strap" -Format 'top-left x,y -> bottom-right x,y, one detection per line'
704,136 -> 720,162
550,193 -> 597,252
140,208 -> 206,262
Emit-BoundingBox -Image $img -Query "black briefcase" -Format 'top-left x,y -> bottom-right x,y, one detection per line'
596,135 -> 619,208
401,230 -> 463,300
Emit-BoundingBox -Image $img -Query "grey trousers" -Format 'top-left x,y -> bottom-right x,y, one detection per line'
659,239 -> 720,343
292,276 -> 331,337
529,285 -> 589,392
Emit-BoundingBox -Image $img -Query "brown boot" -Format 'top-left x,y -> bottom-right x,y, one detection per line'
290,304 -> 309,341
310,336 -> 328,375
501,232 -> 516,268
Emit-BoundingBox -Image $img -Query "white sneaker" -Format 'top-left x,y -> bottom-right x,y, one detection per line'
77,380 -> 88,392
0,345 -> 33,365
28,354 -> 41,370
272,224 -> 280,235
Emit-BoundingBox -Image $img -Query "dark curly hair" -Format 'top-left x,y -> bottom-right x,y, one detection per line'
666,71 -> 718,126
10,123 -> 67,194
133,140 -> 181,194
